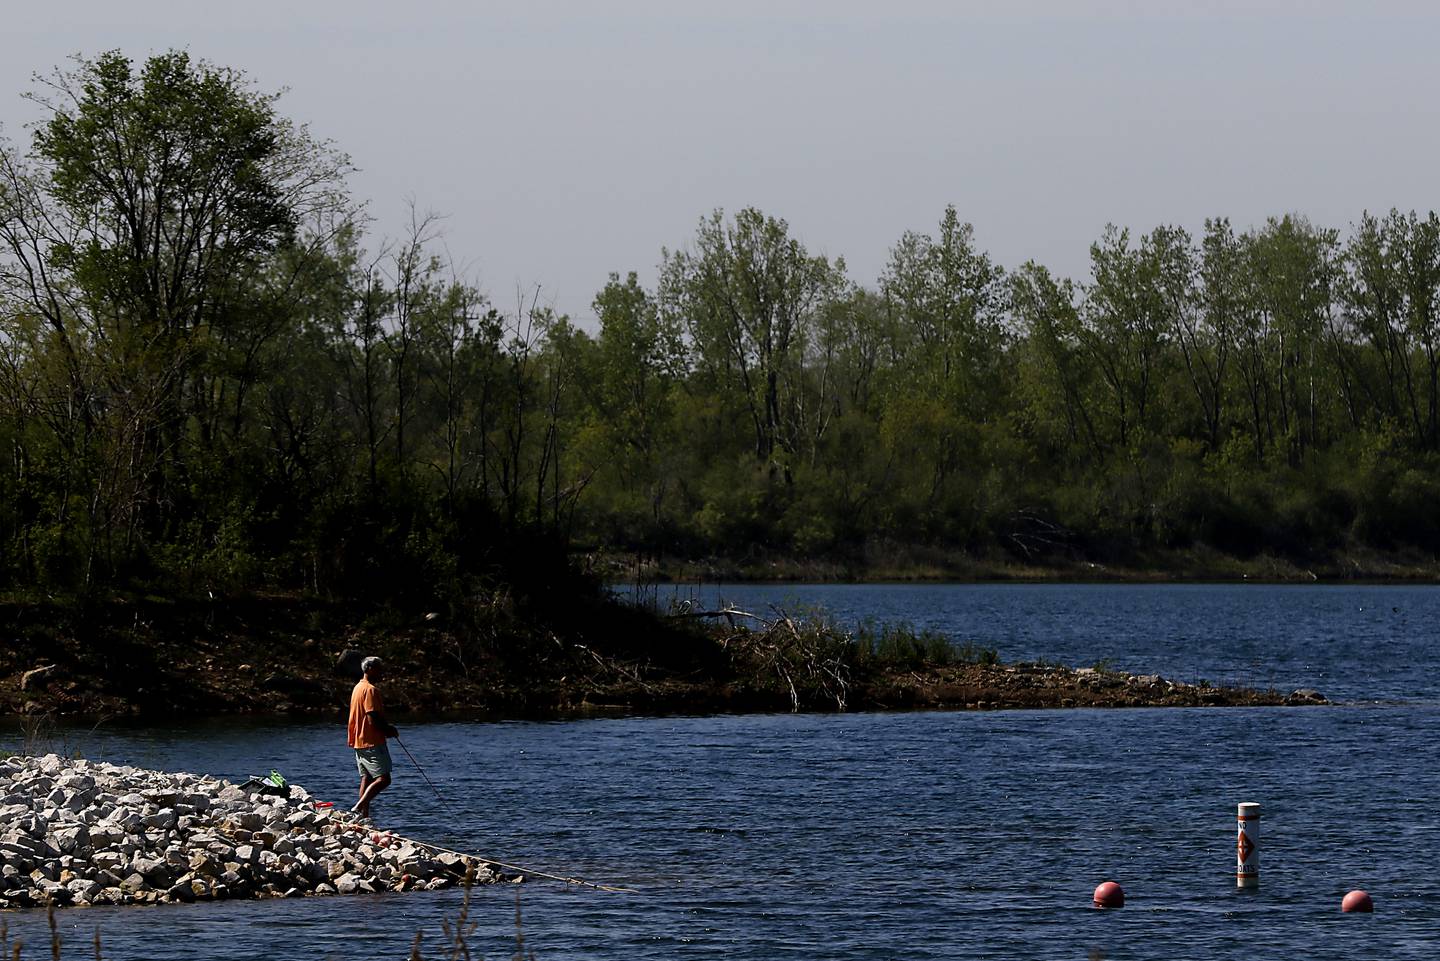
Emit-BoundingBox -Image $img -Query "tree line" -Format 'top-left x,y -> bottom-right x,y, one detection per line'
597,205 -> 1440,567
3,52 -> 1438,602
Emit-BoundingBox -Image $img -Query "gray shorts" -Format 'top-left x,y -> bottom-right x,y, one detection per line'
354,743 -> 392,779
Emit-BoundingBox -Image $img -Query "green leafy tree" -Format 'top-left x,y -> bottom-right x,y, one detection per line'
417,270 -> 499,512
1344,210 -> 1440,447
659,208 -> 846,473
583,272 -> 686,545
1236,216 -> 1338,464
881,205 -> 1007,406
1011,261 -> 1102,463
1183,219 -> 1241,450
0,50 -> 349,583
1081,225 -> 1182,450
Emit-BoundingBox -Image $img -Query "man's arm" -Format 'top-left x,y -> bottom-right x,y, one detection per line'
365,707 -> 399,738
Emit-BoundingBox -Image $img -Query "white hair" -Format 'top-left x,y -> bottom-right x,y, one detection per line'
361,656 -> 383,674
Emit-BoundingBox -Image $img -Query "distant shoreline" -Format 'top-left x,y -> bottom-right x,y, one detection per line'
591,546 -> 1440,586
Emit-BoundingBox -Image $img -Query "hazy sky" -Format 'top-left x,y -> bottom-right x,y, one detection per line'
3,1 -> 1438,326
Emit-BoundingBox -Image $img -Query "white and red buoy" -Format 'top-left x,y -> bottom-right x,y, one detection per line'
1236,802 -> 1259,888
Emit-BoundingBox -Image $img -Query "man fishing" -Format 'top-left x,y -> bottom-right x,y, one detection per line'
347,655 -> 399,820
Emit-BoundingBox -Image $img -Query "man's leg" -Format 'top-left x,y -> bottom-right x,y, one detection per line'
355,773 -> 390,816
355,772 -> 372,812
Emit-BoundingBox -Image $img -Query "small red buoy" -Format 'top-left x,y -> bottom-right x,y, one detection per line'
1093,881 -> 1125,908
1341,890 -> 1374,913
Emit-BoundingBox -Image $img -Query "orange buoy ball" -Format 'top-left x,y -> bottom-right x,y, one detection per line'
1341,890 -> 1374,913
1093,881 -> 1125,908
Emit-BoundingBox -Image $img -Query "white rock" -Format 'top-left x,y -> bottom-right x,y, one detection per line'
130,857 -> 169,882
142,808 -> 177,830
50,825 -> 90,854
67,878 -> 103,901
91,851 -> 125,871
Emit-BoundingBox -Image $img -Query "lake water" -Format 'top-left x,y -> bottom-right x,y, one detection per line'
5,584 -> 1440,959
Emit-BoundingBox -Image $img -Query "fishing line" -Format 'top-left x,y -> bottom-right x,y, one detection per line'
384,736 -> 637,893
368,827 -> 638,894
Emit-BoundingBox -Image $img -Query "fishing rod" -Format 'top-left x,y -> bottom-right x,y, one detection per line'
393,734 -> 459,819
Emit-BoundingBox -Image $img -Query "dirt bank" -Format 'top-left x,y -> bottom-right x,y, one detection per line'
0,594 -> 1324,721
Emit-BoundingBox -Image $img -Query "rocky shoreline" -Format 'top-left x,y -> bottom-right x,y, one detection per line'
870,662 -> 1329,711
0,754 -> 505,911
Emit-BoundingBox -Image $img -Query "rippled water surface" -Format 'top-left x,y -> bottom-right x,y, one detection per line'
4,584 -> 1439,959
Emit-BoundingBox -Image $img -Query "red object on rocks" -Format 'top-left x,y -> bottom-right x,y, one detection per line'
1093,881 -> 1125,908
1341,890 -> 1374,913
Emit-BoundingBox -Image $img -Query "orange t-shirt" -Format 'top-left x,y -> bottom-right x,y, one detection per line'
347,677 -> 386,748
